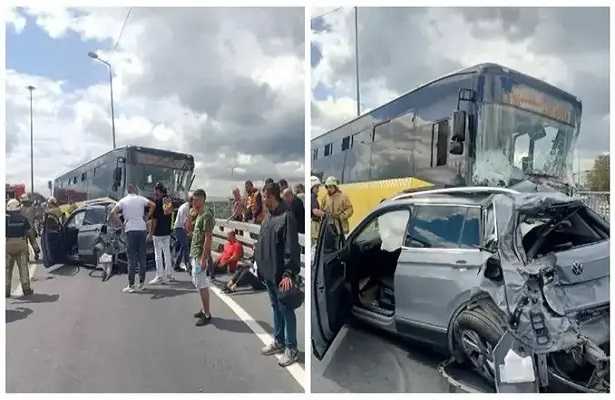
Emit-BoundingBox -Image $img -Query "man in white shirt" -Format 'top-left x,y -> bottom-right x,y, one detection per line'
173,194 -> 192,272
111,184 -> 156,293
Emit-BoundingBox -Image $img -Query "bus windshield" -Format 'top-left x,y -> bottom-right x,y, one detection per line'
474,103 -> 577,186
131,164 -> 193,200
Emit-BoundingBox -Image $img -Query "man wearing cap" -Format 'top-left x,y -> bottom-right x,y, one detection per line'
321,176 -> 353,234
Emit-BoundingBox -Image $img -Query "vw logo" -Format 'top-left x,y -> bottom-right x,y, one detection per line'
571,261 -> 583,276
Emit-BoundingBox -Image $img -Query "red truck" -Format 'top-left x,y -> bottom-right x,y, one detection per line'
6,184 -> 26,201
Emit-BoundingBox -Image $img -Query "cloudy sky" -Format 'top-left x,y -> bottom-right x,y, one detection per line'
6,7 -> 304,198
311,7 -> 610,172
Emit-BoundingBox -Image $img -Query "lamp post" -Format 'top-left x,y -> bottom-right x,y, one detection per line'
354,6 -> 360,117
88,51 -> 117,149
26,85 -> 35,195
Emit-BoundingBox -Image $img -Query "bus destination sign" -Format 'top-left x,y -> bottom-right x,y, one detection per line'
502,86 -> 575,126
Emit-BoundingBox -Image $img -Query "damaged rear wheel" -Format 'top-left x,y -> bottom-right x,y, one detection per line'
454,306 -> 505,384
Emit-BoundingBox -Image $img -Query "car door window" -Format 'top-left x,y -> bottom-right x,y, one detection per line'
354,209 -> 411,251
406,205 -> 480,249
66,211 -> 85,229
83,208 -> 107,226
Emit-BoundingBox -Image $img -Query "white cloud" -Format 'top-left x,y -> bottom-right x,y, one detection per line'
6,7 -> 305,197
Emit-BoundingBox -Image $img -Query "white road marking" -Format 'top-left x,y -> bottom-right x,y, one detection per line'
210,285 -> 306,391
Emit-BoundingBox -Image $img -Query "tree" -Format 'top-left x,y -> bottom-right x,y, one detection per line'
587,154 -> 609,191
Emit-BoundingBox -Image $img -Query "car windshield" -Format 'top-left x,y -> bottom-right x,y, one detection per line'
131,164 -> 193,200
473,104 -> 577,187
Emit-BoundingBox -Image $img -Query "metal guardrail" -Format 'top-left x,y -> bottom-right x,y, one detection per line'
213,218 -> 306,283
577,191 -> 610,221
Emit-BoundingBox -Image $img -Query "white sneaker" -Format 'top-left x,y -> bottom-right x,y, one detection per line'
136,283 -> 146,291
149,276 -> 163,285
166,275 -> 176,283
122,285 -> 135,293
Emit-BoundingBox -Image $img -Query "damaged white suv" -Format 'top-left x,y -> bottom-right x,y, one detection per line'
312,187 -> 609,393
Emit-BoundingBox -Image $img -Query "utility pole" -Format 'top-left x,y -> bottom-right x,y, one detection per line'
26,85 -> 36,194
354,6 -> 361,117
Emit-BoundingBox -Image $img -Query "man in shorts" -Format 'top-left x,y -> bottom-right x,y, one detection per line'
184,189 -> 214,326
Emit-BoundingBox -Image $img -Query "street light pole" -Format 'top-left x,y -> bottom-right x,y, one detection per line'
26,85 -> 35,195
88,52 -> 117,149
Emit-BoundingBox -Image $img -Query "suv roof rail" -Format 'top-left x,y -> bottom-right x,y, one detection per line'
391,186 -> 520,201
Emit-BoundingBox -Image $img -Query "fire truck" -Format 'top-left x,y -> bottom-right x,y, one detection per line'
6,184 -> 26,201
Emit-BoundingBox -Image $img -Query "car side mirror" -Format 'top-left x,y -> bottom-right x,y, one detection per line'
484,256 -> 504,283
451,110 -> 466,142
449,140 -> 464,155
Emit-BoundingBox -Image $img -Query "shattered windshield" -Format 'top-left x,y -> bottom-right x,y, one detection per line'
473,104 -> 577,187
130,165 -> 193,199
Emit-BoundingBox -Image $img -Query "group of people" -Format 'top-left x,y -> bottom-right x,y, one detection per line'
229,179 -> 305,234
111,179 -> 302,367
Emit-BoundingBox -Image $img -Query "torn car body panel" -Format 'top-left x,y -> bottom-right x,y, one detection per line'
475,192 -> 610,393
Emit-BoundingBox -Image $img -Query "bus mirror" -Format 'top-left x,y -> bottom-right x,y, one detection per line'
451,110 -> 466,142
113,167 -> 122,184
449,140 -> 464,155
47,181 -> 52,189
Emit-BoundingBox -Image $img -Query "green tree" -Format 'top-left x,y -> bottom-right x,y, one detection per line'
587,154 -> 609,191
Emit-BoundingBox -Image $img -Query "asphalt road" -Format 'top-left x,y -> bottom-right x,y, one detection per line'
6,258 -> 305,393
311,321 -> 451,393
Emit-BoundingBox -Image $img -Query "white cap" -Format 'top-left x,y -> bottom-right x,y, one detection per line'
310,176 -> 321,188
7,199 -> 20,211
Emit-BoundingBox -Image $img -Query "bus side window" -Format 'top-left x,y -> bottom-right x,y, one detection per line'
435,120 -> 449,166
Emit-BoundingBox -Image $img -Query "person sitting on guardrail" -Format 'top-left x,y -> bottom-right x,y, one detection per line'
213,230 -> 243,274
244,180 -> 265,225
229,188 -> 244,222
257,182 -> 301,367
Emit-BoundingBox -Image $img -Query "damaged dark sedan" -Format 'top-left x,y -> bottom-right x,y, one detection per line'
41,201 -> 161,280
312,186 -> 609,393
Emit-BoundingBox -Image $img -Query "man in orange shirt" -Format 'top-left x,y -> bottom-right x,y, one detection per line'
213,231 -> 243,275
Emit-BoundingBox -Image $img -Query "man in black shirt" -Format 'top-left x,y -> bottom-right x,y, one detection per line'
257,183 -> 301,367
148,183 -> 175,284
283,188 -> 305,234
6,199 -> 33,297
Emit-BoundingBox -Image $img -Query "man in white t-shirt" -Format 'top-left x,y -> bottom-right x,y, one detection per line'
173,194 -> 192,272
111,184 -> 156,293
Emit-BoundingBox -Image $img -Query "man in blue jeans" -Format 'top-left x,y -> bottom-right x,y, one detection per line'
255,182 -> 301,367
111,184 -> 156,293
174,195 -> 192,272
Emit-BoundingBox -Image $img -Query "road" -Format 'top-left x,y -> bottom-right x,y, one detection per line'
6,253 -> 305,393
311,321 -> 451,393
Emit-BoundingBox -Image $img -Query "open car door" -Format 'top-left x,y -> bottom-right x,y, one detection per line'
41,213 -> 65,268
312,213 -> 352,360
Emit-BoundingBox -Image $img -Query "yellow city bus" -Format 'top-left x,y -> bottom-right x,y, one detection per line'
311,63 -> 581,229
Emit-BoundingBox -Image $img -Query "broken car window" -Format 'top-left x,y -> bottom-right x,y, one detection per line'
406,206 -> 480,249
